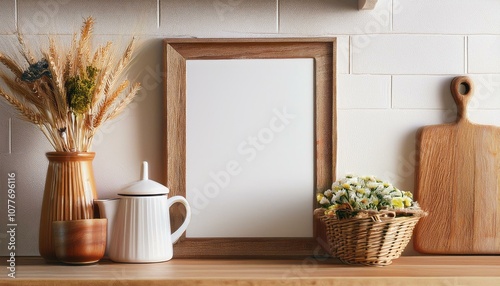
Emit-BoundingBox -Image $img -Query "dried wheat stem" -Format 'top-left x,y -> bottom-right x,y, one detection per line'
65,33 -> 78,78
38,124 -> 60,151
92,41 -> 112,69
0,75 -> 45,111
97,79 -> 129,118
101,37 -> 136,102
75,17 -> 94,75
0,16 -> 140,152
92,80 -> 132,129
89,45 -> 111,108
91,65 -> 112,111
0,88 -> 40,124
0,53 -> 23,78
16,33 -> 36,65
107,82 -> 140,121
115,37 -> 136,74
44,49 -> 67,119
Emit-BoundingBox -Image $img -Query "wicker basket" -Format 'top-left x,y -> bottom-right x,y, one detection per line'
314,207 -> 426,266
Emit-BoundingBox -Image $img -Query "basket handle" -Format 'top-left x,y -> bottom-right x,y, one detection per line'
370,210 -> 396,222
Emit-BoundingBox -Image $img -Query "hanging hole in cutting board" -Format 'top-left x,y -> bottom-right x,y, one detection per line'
459,82 -> 470,95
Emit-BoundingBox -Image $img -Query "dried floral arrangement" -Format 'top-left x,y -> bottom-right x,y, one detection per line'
317,174 -> 423,217
0,17 -> 140,152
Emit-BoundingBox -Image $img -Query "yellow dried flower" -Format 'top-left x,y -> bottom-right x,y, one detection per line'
391,197 -> 404,209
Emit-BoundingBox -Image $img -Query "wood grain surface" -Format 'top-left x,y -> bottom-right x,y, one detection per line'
3,256 -> 500,286
414,76 -> 500,254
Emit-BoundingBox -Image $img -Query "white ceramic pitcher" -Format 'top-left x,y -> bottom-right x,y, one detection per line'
95,162 -> 191,263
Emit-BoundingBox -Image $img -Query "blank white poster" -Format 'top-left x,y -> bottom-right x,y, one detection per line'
185,59 -> 314,237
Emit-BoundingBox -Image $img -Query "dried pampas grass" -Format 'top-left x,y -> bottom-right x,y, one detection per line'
0,17 -> 141,152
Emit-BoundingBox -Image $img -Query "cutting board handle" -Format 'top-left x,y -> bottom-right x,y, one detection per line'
451,76 -> 474,122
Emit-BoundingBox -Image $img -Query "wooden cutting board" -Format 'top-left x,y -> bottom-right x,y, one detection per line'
414,76 -> 500,254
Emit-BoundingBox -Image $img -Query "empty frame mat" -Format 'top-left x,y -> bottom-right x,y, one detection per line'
164,39 -> 336,257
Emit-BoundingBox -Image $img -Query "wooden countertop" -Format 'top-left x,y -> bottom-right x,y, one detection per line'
2,256 -> 500,285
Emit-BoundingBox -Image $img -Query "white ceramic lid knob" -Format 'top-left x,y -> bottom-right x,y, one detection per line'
141,161 -> 148,180
118,161 -> 169,196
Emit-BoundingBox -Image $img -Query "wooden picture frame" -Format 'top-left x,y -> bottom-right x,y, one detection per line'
163,38 -> 336,257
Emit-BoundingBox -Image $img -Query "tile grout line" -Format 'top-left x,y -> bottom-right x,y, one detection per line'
390,75 -> 393,109
14,0 -> 18,32
276,0 -> 280,33
348,36 -> 351,74
391,0 -> 394,32
9,117 -> 12,154
464,36 -> 468,74
157,0 -> 160,29
349,36 -> 352,74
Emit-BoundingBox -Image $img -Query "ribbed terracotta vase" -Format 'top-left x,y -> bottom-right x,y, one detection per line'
39,152 -> 97,262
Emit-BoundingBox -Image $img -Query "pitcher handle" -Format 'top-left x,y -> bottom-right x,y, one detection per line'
168,196 -> 191,244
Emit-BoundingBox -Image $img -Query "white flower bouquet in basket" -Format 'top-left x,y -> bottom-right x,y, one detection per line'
314,175 -> 427,266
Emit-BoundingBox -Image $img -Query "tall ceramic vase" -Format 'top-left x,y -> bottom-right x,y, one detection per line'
39,152 -> 97,262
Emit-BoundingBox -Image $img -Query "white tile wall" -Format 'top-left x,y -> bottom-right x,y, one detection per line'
0,148 -> 49,255
392,75 -> 456,109
0,35 -> 19,60
280,0 -> 392,35
336,36 -> 350,74
468,74 -> 500,109
0,109 -> 9,154
0,35 -> 16,155
0,0 -> 16,34
468,36 -> 500,74
393,75 -> 500,110
337,109 -> 445,193
161,0 -> 278,36
468,109 -> 500,126
338,75 -> 390,109
352,35 -> 465,74
18,0 -> 157,35
394,0 -> 500,34
2,0 -> 500,256
10,116 -> 52,154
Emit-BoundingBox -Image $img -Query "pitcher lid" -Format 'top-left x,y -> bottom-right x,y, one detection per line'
118,161 -> 169,196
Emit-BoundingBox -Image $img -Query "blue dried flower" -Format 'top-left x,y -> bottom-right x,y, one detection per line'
21,59 -> 52,82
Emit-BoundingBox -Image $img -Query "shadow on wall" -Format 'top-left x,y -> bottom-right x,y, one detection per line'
127,38 -> 165,181
90,37 -> 165,197
438,79 -> 459,123
332,0 -> 360,10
